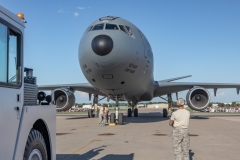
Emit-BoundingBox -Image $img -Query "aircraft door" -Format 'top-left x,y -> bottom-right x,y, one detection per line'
0,21 -> 23,159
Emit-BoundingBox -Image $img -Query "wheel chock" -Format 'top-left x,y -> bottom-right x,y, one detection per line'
109,123 -> 116,126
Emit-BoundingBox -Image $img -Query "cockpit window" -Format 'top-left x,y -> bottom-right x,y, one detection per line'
119,25 -> 128,34
125,26 -> 135,39
83,26 -> 93,35
105,24 -> 119,30
125,26 -> 130,31
87,26 -> 93,32
92,24 -> 104,30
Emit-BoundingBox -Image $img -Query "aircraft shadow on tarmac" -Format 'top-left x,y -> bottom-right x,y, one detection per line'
66,116 -> 90,120
190,116 -> 209,120
123,112 -> 169,124
56,145 -> 134,160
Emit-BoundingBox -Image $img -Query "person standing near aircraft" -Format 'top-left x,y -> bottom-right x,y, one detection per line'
104,106 -> 109,124
169,98 -> 190,160
99,105 -> 105,125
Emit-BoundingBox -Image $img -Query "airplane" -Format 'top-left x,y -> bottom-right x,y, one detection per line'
38,16 -> 240,125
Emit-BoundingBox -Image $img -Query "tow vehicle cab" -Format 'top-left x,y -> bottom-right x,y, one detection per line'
0,5 -> 56,160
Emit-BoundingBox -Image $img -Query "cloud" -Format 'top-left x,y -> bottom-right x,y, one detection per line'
57,9 -> 68,13
74,12 -> 79,17
77,6 -> 90,10
77,6 -> 85,10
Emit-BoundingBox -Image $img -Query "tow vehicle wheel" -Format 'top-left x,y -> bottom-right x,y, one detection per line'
23,129 -> 47,160
134,108 -> 138,117
118,113 -> 123,125
127,108 -> 132,117
110,113 -> 115,123
163,108 -> 168,117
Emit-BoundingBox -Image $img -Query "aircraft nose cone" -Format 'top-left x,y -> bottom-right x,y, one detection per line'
91,35 -> 113,56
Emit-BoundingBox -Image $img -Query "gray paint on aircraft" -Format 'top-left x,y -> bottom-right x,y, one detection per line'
39,16 -> 240,104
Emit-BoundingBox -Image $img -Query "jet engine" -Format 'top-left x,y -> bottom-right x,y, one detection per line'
186,86 -> 210,111
54,88 -> 75,112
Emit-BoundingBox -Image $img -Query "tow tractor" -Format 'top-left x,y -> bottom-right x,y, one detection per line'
0,5 -> 56,160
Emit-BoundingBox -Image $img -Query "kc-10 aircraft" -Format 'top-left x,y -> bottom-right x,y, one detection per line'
39,16 -> 240,124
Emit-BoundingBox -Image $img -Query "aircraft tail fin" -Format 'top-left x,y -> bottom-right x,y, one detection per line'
159,75 -> 192,82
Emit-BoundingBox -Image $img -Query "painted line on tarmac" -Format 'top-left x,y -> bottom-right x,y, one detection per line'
61,127 -> 116,160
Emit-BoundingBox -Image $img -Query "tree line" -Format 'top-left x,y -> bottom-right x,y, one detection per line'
210,102 -> 240,107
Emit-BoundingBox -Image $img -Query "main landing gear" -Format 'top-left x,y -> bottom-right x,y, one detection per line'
127,102 -> 138,117
88,95 -> 105,118
160,93 -> 177,118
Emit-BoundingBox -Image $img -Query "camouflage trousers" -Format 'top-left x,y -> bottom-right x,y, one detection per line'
172,127 -> 190,160
98,114 -> 105,124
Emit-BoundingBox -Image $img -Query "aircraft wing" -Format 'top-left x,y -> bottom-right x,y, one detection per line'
153,81 -> 240,97
38,83 -> 106,96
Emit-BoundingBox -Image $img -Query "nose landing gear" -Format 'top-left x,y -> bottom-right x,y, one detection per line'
109,96 -> 124,125
110,110 -> 123,125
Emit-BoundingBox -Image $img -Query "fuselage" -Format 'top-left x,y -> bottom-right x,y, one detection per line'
78,16 -> 154,102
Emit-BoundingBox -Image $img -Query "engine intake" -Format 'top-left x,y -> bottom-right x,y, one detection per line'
54,88 -> 75,112
186,86 -> 210,111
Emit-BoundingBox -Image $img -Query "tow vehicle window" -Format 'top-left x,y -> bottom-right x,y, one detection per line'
8,31 -> 19,84
0,22 -> 22,87
92,24 -> 104,30
0,23 -> 7,82
105,24 -> 119,30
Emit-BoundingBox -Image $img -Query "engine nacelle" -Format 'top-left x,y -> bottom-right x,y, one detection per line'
54,88 -> 75,112
186,86 -> 210,111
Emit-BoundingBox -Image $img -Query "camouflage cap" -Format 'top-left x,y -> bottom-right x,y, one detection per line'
177,98 -> 185,106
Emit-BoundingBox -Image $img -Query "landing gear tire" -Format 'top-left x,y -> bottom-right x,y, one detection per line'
163,108 -> 168,118
88,109 -> 96,118
118,113 -> 123,125
23,129 -> 47,160
134,108 -> 138,117
110,113 -> 116,123
95,110 -> 99,118
127,108 -> 132,117
88,110 -> 93,118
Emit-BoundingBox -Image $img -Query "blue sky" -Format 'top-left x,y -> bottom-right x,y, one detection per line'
2,0 -> 240,103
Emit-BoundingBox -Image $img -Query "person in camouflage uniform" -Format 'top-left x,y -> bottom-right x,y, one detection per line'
169,98 -> 190,160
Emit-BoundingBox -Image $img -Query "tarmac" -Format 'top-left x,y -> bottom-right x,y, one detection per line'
56,108 -> 240,160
